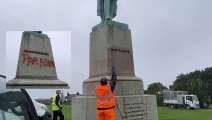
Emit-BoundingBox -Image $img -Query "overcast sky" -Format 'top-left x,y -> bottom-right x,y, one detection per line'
0,0 -> 212,99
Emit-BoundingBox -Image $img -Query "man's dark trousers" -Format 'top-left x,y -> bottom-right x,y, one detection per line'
53,110 -> 64,120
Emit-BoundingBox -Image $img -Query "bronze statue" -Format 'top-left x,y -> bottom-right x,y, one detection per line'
97,0 -> 118,21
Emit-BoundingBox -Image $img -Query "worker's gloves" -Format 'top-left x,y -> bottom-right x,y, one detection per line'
59,106 -> 62,110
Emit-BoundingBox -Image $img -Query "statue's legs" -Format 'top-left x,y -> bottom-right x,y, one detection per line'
104,0 -> 111,20
111,0 -> 117,18
97,0 -> 104,20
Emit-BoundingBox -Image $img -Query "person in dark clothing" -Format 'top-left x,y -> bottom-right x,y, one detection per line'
96,67 -> 117,120
52,90 -> 64,120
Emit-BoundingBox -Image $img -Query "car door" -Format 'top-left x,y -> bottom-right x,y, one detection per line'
0,75 -> 39,120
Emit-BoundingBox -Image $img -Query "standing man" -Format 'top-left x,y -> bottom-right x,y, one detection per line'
96,67 -> 117,120
52,90 -> 64,120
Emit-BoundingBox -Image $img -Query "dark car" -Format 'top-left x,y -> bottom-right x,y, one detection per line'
0,75 -> 52,120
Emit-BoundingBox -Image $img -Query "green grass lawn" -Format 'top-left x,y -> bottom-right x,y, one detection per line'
158,107 -> 212,120
47,105 -> 212,120
47,104 -> 71,120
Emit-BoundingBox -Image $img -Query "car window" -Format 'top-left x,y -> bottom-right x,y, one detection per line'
0,110 -> 24,120
0,91 -> 32,120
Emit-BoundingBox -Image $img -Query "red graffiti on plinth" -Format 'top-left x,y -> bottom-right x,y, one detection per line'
22,53 -> 55,67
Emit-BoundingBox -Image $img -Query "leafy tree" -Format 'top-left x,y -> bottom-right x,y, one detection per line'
146,82 -> 167,106
146,82 -> 167,94
201,67 -> 212,105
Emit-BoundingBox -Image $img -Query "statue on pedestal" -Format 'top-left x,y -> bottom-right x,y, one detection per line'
97,0 -> 118,21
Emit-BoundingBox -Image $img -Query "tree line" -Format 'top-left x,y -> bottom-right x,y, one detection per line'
145,67 -> 212,108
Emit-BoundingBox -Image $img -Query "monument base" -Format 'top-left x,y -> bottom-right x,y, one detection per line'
72,95 -> 158,120
6,79 -> 69,89
83,76 -> 144,96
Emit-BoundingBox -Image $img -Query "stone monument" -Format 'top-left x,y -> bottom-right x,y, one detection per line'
72,1 -> 158,120
6,31 -> 69,89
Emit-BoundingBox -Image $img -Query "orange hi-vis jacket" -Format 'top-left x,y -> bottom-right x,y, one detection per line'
96,84 -> 116,109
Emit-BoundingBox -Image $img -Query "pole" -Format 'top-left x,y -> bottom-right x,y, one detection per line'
109,47 -> 124,120
116,104 -> 124,120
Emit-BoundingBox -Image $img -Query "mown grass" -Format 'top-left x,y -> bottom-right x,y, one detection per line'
158,107 -> 212,120
47,105 -> 212,120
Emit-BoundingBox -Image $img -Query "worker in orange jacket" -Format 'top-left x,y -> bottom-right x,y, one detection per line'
96,67 -> 117,120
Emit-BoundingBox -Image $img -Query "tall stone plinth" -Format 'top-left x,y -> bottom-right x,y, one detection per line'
72,22 -> 158,120
6,31 -> 69,89
83,22 -> 143,96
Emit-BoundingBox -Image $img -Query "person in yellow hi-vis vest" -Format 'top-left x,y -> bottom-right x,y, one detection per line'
52,90 -> 64,120
96,67 -> 117,120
